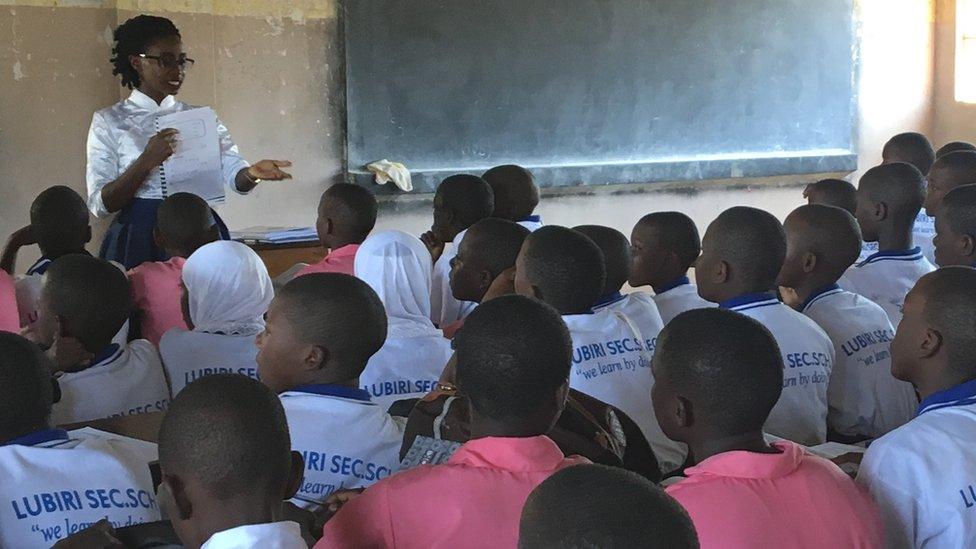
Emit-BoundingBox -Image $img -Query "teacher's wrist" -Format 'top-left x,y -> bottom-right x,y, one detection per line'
235,167 -> 261,193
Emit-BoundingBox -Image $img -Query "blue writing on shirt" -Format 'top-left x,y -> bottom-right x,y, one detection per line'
109,398 -> 169,418
366,379 -> 438,397
785,352 -> 832,369
300,450 -> 391,483
572,338 -> 654,365
11,488 -> 157,520
184,367 -> 258,385
573,338 -> 652,381
960,485 -> 976,508
840,329 -> 894,357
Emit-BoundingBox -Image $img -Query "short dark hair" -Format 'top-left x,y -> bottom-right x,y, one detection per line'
278,273 -> 387,376
519,464 -> 699,549
156,193 -> 215,254
942,184 -> 976,238
0,333 -> 54,442
931,151 -> 976,188
455,295 -> 572,423
936,141 -> 976,159
30,186 -> 89,256
860,163 -> 926,228
708,207 -> 786,289
573,225 -> 631,296
482,165 -> 540,222
807,178 -> 857,215
436,174 -> 495,229
635,212 -> 701,271
884,132 -> 935,175
43,255 -> 131,352
158,374 -> 291,500
655,308 -> 783,435
111,15 -> 181,89
320,183 -> 378,241
463,218 -> 531,275
521,226 -> 606,314
787,205 -> 863,276
916,267 -> 976,374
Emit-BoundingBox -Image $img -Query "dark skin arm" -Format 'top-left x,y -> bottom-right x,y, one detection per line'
1,225 -> 35,275
99,128 -> 179,214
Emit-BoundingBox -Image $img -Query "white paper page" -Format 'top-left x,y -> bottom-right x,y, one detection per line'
156,107 -> 224,201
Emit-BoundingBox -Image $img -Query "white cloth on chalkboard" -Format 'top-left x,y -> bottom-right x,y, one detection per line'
367,159 -> 413,192
182,241 -> 273,336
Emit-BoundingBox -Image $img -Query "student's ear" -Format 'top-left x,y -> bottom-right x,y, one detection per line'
160,473 -> 193,521
962,234 -> 976,259
920,327 -> 944,359
713,260 -> 730,285
802,251 -> 818,274
872,201 -> 888,222
84,225 -> 92,245
674,395 -> 694,428
529,283 -> 545,302
284,451 -> 305,500
324,217 -> 336,237
303,345 -> 331,371
477,268 -> 494,292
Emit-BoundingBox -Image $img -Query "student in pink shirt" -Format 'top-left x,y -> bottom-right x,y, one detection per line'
296,183 -> 377,278
128,193 -> 218,346
317,295 -> 587,549
0,271 -> 17,333
654,308 -> 883,549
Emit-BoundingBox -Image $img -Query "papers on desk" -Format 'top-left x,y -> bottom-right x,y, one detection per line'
156,107 -> 224,201
231,226 -> 320,245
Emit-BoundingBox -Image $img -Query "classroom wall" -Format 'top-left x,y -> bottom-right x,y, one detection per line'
933,0 -> 976,146
0,0 -> 938,272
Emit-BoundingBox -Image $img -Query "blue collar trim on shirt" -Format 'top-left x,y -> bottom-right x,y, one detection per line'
917,378 -> 976,416
799,284 -> 843,313
656,276 -> 690,295
2,428 -> 70,447
89,344 -> 123,369
291,384 -> 372,402
857,247 -> 923,267
26,257 -> 53,276
592,292 -> 626,309
719,291 -> 779,312
520,215 -> 542,223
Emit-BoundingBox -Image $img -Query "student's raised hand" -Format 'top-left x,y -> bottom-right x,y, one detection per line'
421,231 -> 446,264
6,225 -> 36,249
46,321 -> 93,373
482,267 -> 517,302
140,128 -> 180,169
52,519 -> 123,548
248,160 -> 293,181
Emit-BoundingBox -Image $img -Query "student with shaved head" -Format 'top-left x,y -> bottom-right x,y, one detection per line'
296,183 -> 377,278
923,150 -> 976,219
482,164 -> 543,231
933,184 -> 976,267
882,133 -> 939,262
936,141 -> 976,159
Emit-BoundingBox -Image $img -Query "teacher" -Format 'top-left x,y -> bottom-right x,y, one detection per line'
86,15 -> 292,269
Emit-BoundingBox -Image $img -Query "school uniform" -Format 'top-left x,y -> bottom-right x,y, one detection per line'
858,214 -> 935,264
839,247 -> 936,327
128,256 -> 188,347
430,230 -> 477,326
0,271 -> 18,333
362,335 -> 453,410
317,435 -> 587,549
295,244 -> 360,278
200,521 -> 306,549
667,441 -> 883,548
800,285 -> 917,439
592,291 -> 665,349
517,214 -> 544,232
280,385 -> 404,510
0,429 -> 160,547
651,276 -> 716,326
858,379 -> 976,549
50,341 -> 170,425
159,330 -> 260,396
721,293 -> 835,445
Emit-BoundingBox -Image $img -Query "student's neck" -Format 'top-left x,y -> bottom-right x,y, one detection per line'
469,414 -> 548,440
138,86 -> 167,105
324,235 -> 357,252
40,246 -> 86,260
301,372 -> 360,389
714,282 -> 772,304
191,497 -> 279,548
877,224 -> 913,251
649,269 -> 688,294
915,368 -> 976,402
687,429 -> 775,464
790,273 -> 839,307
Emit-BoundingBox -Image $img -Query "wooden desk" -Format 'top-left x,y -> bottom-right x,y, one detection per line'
241,240 -> 327,278
61,411 -> 166,443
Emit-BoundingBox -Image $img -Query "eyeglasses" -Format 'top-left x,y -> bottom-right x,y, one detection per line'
138,53 -> 195,71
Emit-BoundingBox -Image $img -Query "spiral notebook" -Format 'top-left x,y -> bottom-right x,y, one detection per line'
155,107 -> 224,201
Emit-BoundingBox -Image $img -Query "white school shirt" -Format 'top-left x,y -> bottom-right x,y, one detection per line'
430,231 -> 477,327
839,247 -> 936,328
159,329 -> 260,396
858,379 -> 976,549
201,521 -> 306,549
857,213 -> 935,264
562,308 -> 687,474
86,89 -> 250,218
0,429 -> 160,548
800,285 -> 917,439
50,341 -> 170,426
361,334 -> 453,410
721,293 -> 834,445
651,276 -> 716,326
517,215 -> 544,232
280,385 -> 404,509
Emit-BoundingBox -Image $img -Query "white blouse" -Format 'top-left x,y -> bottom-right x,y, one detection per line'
85,89 -> 250,218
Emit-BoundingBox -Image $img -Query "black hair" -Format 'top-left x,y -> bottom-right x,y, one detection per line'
482,165 -> 540,222
916,267 -> 976,374
43,254 -> 131,353
111,15 -> 181,89
519,464 -> 699,549
320,183 -> 378,241
277,273 -> 387,376
455,295 -> 572,423
436,174 -> 495,230
936,141 -> 976,159
807,178 -> 857,215
787,204 -> 863,276
0,333 -> 54,442
634,212 -> 701,271
883,132 -> 935,175
709,207 -> 786,289
521,226 -> 606,314
573,225 -> 631,297
655,308 -> 783,435
860,163 -> 926,228
30,186 -> 89,257
931,151 -> 976,188
462,218 -> 531,275
941,185 -> 976,238
156,192 -> 215,255
158,374 -> 291,500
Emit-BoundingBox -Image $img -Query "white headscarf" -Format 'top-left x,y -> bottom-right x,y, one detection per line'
355,230 -> 441,338
182,241 -> 274,336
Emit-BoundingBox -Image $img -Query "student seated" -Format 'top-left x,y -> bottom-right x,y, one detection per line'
883,132 -> 936,176
317,295 -> 587,549
421,174 -> 495,326
629,212 -> 713,326
858,268 -> 976,548
0,332 -> 160,547
779,205 -> 917,440
842,163 -> 936,326
256,273 -> 403,510
0,270 -> 17,333
445,217 -> 530,338
482,164 -> 544,231
934,184 -> 976,267
158,374 -> 306,548
657,309 -> 883,548
128,192 -> 218,346
515,226 -> 684,474
922,150 -> 976,219
518,464 -> 699,549
355,230 -> 453,408
936,140 -> 976,158
36,255 -> 169,424
296,183 -> 377,278
159,241 -> 272,395
697,206 -> 834,445
803,178 -> 857,215
1,186 -> 92,337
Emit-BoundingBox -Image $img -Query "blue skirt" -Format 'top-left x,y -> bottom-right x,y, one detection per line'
99,198 -> 230,270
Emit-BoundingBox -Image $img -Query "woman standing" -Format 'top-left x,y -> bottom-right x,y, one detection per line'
87,15 -> 291,269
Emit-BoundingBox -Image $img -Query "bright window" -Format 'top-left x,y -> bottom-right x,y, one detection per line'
958,0 -> 976,102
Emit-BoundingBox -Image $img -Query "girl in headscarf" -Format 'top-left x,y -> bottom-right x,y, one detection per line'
355,230 -> 454,410
160,241 -> 273,395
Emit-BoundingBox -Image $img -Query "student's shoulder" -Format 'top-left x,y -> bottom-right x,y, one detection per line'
861,419 -> 931,474
777,303 -> 831,341
126,339 -> 163,363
